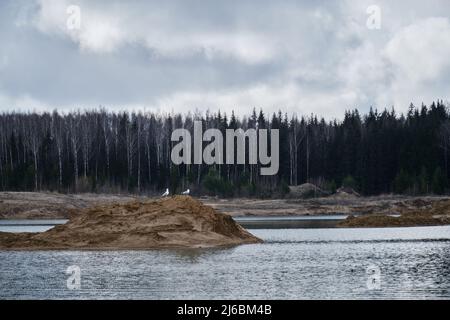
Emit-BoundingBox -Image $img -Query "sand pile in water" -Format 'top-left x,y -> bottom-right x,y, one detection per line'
0,196 -> 261,250
338,199 -> 450,228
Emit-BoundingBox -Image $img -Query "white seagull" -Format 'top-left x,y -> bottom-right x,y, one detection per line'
182,189 -> 190,195
161,188 -> 169,197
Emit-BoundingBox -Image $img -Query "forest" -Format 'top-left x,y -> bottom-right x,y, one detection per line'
0,101 -> 449,197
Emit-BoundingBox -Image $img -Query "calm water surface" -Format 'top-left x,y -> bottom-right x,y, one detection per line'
0,220 -> 68,233
1,225 -> 449,299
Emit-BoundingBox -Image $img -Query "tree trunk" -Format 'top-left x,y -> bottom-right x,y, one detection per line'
306,131 -> 310,183
72,142 -> 78,192
137,125 -> 141,193
33,150 -> 38,191
146,141 -> 151,184
58,146 -> 63,189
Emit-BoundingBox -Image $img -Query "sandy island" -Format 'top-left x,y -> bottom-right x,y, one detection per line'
0,196 -> 261,250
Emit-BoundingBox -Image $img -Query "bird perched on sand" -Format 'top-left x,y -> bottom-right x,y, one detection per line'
182,189 -> 190,195
161,188 -> 169,197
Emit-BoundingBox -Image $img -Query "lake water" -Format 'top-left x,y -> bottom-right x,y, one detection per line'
0,216 -> 347,232
1,224 -> 449,299
0,220 -> 68,233
234,215 -> 347,229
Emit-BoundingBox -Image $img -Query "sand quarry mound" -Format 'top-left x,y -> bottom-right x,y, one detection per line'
288,183 -> 329,199
0,196 -> 262,250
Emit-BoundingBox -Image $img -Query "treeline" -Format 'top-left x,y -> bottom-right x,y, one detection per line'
0,101 -> 449,197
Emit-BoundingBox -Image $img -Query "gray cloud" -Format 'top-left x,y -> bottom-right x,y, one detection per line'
0,0 -> 450,118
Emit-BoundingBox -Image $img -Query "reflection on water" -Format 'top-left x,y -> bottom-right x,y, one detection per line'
0,226 -> 449,299
234,216 -> 346,229
0,220 -> 68,233
0,226 -> 54,233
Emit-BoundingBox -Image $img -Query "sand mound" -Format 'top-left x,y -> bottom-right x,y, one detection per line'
335,187 -> 360,198
0,196 -> 262,250
288,183 -> 328,199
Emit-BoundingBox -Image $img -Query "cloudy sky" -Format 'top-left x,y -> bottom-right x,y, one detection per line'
1,0 -> 450,119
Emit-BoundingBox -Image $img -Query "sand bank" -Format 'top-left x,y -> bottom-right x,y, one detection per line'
338,199 -> 450,228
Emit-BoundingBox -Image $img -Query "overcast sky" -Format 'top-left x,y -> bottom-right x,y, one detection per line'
1,0 -> 450,119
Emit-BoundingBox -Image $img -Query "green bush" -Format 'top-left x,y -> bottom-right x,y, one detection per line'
280,180 -> 290,196
326,180 -> 337,194
394,169 -> 412,194
203,169 -> 234,197
342,175 -> 358,190
431,167 -> 446,194
418,166 -> 429,194
169,166 -> 181,194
